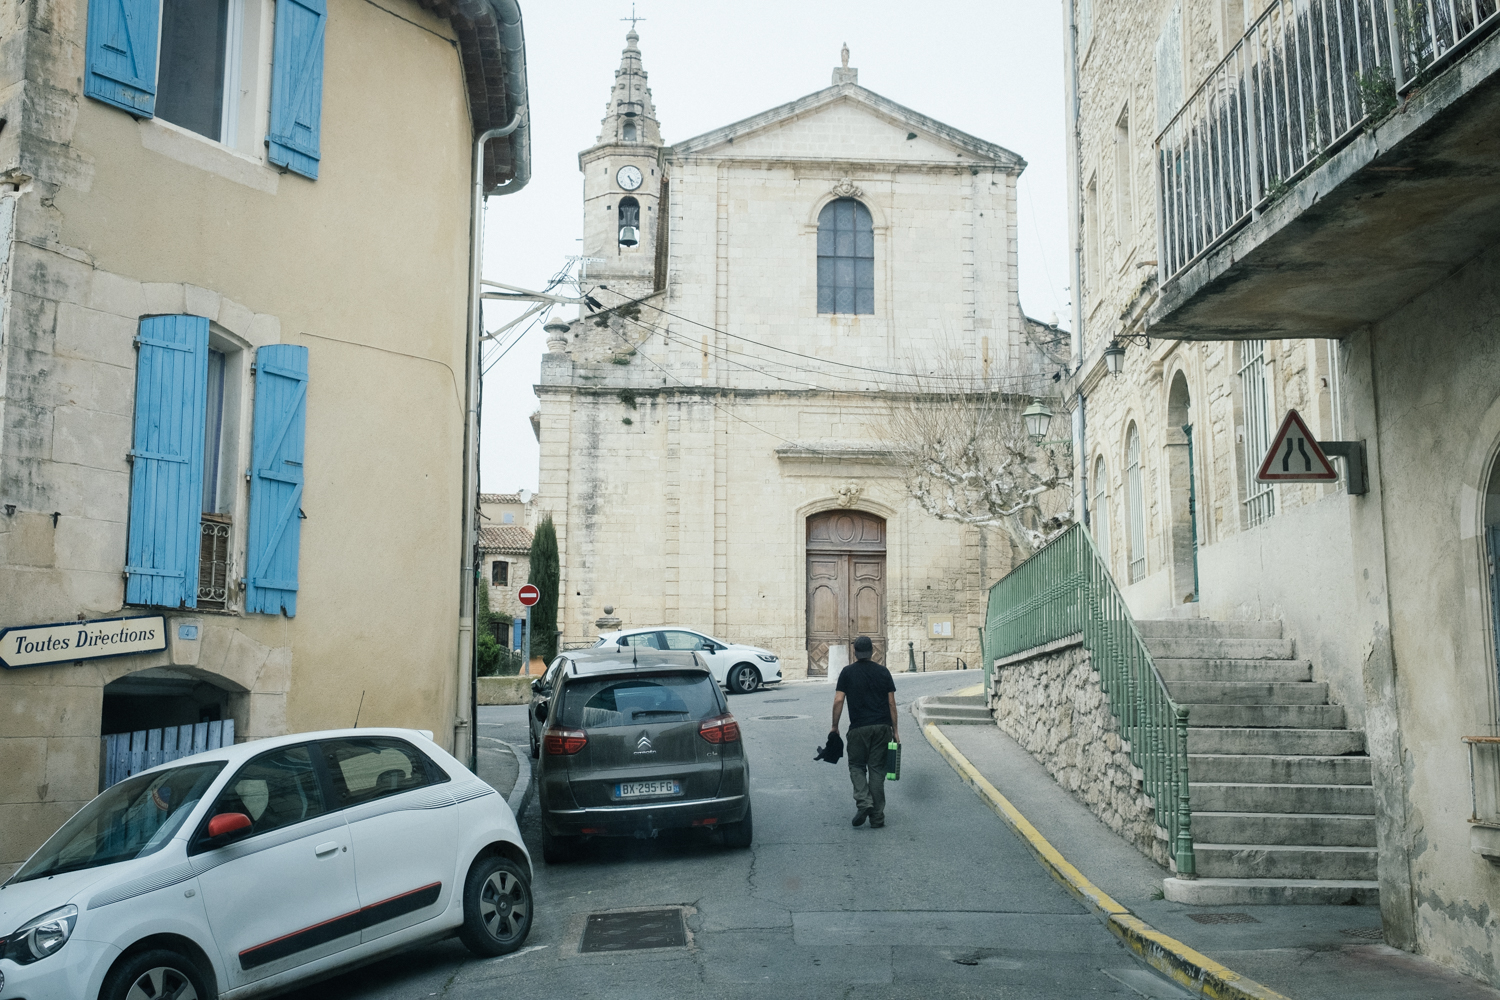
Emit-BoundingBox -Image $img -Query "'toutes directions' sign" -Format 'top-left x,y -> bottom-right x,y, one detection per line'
0,615 -> 168,669
517,584 -> 541,607
1256,409 -> 1338,483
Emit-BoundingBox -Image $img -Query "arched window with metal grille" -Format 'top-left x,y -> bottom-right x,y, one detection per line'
1092,455 -> 1111,570
1126,424 -> 1147,583
816,198 -> 874,314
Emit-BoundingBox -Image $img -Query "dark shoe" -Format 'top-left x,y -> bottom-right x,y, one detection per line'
852,807 -> 870,827
869,817 -> 885,829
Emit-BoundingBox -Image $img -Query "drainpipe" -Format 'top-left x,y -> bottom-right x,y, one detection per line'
1063,0 -> 1087,527
459,109 -> 527,771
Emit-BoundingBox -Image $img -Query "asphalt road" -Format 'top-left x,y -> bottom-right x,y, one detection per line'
284,671 -> 1191,999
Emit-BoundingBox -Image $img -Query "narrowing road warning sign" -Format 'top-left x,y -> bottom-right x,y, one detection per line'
1257,409 -> 1338,483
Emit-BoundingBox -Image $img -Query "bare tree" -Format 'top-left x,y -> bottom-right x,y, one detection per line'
884,368 -> 1074,556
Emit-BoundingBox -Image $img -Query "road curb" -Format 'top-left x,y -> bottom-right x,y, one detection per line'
500,739 -> 533,822
922,723 -> 1292,1000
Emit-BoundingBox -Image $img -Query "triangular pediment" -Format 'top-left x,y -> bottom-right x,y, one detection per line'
670,84 -> 1024,170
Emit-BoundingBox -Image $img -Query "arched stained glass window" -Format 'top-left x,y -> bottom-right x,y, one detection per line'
817,198 -> 874,314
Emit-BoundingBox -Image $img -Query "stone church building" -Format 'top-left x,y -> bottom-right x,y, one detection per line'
537,33 -> 1062,677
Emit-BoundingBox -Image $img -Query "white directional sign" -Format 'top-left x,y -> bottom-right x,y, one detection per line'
0,615 -> 167,669
1257,409 -> 1338,483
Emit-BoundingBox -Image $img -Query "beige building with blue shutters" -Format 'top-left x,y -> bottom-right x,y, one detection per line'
0,0 -> 530,874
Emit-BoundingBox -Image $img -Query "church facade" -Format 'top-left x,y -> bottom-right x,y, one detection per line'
536,33 -> 1062,677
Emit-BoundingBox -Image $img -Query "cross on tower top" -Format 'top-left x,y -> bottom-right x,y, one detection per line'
621,3 -> 645,30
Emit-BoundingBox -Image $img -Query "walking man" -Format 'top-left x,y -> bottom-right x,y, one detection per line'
829,635 -> 898,828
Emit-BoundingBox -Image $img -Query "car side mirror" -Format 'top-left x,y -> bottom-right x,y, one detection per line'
530,678 -> 541,693
207,812 -> 252,840
534,701 -> 549,722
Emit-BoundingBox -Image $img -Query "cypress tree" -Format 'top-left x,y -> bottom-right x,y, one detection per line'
528,515 -> 560,664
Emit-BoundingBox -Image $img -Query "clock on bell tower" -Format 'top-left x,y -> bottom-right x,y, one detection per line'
579,27 -> 664,302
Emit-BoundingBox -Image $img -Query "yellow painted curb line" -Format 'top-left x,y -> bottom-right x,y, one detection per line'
923,723 -> 1293,1000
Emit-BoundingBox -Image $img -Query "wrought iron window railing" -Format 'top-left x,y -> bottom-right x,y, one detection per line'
1156,0 -> 1500,281
984,524 -> 1195,875
198,513 -> 232,609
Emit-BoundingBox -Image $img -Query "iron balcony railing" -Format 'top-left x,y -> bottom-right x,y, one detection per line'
985,523 -> 1195,875
1156,0 -> 1499,281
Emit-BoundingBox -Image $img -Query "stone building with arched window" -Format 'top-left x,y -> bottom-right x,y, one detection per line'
537,32 -> 1066,677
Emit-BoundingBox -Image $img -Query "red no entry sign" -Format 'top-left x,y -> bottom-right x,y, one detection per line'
517,584 -> 540,607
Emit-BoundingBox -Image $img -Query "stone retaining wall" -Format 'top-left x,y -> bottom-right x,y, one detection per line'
478,676 -> 531,706
991,640 -> 1170,868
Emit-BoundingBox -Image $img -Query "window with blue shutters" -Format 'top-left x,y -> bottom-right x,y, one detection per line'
85,0 -> 161,115
267,0 -> 327,180
246,345 -> 308,616
126,316 -> 209,608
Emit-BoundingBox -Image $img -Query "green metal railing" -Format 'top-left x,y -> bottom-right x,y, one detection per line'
984,523 -> 1195,875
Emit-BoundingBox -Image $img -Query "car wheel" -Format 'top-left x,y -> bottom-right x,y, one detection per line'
728,663 -> 761,694
458,855 -> 533,957
530,730 -> 540,759
541,825 -> 579,864
102,948 -> 211,1000
721,802 -> 753,849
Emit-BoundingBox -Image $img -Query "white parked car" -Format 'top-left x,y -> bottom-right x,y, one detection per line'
595,627 -> 783,693
0,728 -> 531,1000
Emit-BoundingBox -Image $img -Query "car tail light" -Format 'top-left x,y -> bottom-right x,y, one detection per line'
544,727 -> 588,754
699,714 -> 741,744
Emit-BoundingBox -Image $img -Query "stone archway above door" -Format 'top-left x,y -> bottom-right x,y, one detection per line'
807,510 -> 887,677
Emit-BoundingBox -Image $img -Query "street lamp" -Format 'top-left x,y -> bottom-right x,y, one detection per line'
1103,340 -> 1126,376
1023,398 -> 1054,441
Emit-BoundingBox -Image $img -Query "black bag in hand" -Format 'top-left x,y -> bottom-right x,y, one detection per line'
815,731 -> 844,764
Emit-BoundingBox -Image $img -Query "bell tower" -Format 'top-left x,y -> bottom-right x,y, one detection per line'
579,28 -> 664,302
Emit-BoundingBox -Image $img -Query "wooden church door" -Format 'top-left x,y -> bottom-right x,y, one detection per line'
806,511 -> 887,677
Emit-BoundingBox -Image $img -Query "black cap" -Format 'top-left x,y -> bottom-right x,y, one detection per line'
853,636 -> 873,656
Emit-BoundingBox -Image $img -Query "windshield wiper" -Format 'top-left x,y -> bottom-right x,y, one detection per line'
631,709 -> 689,718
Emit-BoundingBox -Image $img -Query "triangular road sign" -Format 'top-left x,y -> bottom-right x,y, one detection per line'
1257,409 -> 1338,483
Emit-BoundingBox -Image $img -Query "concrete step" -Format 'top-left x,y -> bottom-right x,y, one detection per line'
1155,658 -> 1313,683
1144,636 -> 1295,660
1190,781 -> 1376,814
923,709 -> 992,724
1135,619 -> 1285,640
925,694 -> 987,708
1192,811 -> 1377,847
1169,681 -> 1329,705
1189,727 -> 1366,755
1183,703 -> 1346,729
1163,876 -> 1379,906
1189,753 -> 1372,785
1192,843 -> 1378,880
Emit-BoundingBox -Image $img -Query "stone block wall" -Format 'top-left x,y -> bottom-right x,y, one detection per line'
991,640 -> 1170,868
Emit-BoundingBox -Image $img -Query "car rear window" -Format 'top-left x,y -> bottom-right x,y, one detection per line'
559,674 -> 722,729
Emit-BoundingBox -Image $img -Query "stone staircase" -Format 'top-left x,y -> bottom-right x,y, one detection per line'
911,691 -> 992,726
1139,618 -> 1381,905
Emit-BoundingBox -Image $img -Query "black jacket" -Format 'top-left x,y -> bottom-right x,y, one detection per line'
815,731 -> 845,764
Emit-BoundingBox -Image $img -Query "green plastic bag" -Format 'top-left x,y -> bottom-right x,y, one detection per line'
885,740 -> 901,781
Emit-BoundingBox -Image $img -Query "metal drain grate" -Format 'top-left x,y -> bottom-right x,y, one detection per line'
1340,927 -> 1384,941
1188,912 -> 1259,925
580,909 -> 687,953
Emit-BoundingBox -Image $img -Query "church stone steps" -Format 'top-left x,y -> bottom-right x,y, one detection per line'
1135,619 -> 1287,640
1183,703 -> 1346,729
1155,658 -> 1313,683
1192,843 -> 1378,880
1190,781 -> 1375,814
1188,726 -> 1366,755
1144,636 -> 1296,660
1189,753 -> 1372,785
1170,680 -> 1330,705
1192,811 -> 1377,847
1164,877 -> 1379,906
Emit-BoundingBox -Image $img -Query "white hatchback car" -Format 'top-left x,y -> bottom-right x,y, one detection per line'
595,627 -> 783,693
0,728 -> 531,1000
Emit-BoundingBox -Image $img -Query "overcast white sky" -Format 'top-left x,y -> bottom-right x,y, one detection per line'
478,0 -> 1070,495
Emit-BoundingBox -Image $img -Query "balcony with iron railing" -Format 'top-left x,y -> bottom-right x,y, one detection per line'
1149,0 -> 1500,340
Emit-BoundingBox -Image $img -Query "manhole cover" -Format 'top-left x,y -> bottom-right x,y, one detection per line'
1340,927 -> 1384,940
580,909 -> 687,953
756,714 -> 806,721
765,698 -> 797,703
1188,912 -> 1259,925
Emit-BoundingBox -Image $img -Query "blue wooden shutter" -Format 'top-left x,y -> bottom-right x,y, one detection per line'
126,316 -> 208,608
246,345 -> 309,616
267,0 -> 327,179
84,0 -> 160,116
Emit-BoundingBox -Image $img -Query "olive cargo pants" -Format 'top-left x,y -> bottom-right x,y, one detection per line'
846,724 -> 892,822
